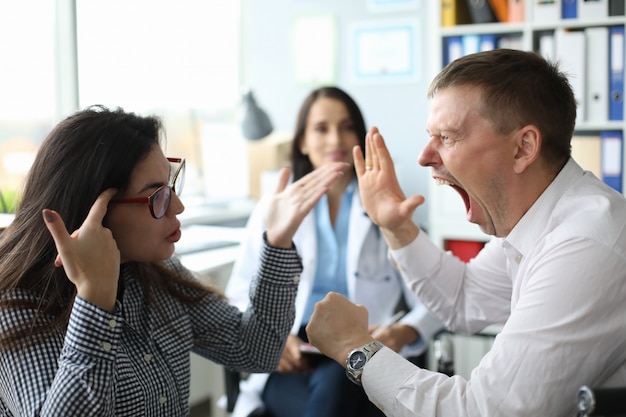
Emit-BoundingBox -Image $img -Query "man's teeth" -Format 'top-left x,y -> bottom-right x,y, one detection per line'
435,178 -> 452,186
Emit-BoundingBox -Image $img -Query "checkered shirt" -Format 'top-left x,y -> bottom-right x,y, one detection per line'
0,242 -> 301,416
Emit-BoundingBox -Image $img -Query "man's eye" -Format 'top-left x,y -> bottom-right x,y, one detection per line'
441,135 -> 453,144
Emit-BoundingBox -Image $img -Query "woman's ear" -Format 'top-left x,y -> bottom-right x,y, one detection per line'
513,125 -> 541,174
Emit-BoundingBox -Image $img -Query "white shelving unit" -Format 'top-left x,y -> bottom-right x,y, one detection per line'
426,1 -> 626,249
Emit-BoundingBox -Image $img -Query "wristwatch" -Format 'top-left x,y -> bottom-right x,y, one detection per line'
345,340 -> 384,385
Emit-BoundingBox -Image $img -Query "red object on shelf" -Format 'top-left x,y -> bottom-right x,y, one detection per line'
444,239 -> 486,263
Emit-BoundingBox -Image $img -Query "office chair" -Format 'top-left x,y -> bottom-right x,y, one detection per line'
223,369 -> 268,416
577,385 -> 626,417
224,368 -> 240,413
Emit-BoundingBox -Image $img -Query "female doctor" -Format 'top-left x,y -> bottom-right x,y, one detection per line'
225,87 -> 442,417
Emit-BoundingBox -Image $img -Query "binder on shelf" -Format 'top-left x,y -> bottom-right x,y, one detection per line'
497,34 -> 524,50
600,130 -> 623,193
571,135 -> 602,179
444,36 -> 464,66
609,0 -> 625,16
462,34 -> 481,56
508,0 -> 525,22
488,0 -> 509,21
533,0 -> 561,23
442,0 -> 472,26
539,32 -> 556,62
585,27 -> 609,123
555,28 -> 586,124
479,33 -> 498,51
577,0 -> 608,20
609,26 -> 624,121
562,0 -> 577,18
465,0 -> 498,23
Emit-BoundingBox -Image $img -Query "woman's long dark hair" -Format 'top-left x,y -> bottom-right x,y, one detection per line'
0,105 -> 213,351
290,86 -> 367,181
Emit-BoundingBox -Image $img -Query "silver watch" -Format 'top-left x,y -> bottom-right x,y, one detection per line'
345,341 -> 384,385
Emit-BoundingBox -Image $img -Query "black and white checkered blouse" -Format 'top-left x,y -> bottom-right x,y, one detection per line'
0,242 -> 302,416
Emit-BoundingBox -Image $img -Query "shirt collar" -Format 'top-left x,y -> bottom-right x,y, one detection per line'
504,158 -> 584,258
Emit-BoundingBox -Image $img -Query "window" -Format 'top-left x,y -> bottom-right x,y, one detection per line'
76,0 -> 242,203
0,1 -> 56,212
0,1 -> 242,213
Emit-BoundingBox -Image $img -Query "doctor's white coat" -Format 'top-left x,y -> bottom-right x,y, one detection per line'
225,185 -> 443,417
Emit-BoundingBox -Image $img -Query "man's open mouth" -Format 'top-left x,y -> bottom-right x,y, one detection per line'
435,178 -> 470,213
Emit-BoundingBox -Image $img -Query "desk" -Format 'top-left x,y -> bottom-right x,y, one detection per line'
0,213 -> 15,232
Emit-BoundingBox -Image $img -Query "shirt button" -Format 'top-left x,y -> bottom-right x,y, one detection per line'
102,342 -> 112,352
143,353 -> 153,362
515,255 -> 522,264
159,396 -> 167,404
292,274 -> 300,283
108,319 -> 117,328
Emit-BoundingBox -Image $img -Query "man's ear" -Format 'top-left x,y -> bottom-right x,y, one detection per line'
513,125 -> 541,174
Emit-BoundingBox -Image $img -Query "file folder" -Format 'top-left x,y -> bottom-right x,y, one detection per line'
571,135 -> 602,178
577,0 -> 608,20
585,27 -> 609,123
609,0 -> 625,15
497,34 -> 524,50
479,33 -> 497,51
462,34 -> 481,56
444,36 -> 463,66
539,32 -> 556,62
465,0 -> 498,23
488,0 -> 509,21
534,0 -> 561,22
609,26 -> 624,121
555,28 -> 586,124
508,0 -> 525,21
562,0 -> 577,18
442,0 -> 472,26
600,131 -> 623,193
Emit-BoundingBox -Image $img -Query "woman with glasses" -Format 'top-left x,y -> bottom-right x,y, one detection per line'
0,105 -> 349,416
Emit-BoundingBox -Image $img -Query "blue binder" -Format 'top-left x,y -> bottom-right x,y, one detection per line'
562,0 -> 577,18
601,131 -> 623,193
609,26 -> 624,121
479,33 -> 497,51
444,36 -> 463,66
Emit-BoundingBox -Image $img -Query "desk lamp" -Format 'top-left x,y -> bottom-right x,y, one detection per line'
240,90 -> 273,140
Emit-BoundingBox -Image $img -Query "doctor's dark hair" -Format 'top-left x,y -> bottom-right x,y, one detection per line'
429,48 -> 576,170
290,86 -> 367,181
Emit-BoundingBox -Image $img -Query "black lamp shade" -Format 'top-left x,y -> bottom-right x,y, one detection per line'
241,91 -> 273,140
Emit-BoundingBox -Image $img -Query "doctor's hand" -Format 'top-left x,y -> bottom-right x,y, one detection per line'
305,292 -> 374,367
43,188 -> 120,311
276,334 -> 311,373
354,127 -> 424,249
369,323 -> 419,353
265,162 -> 349,248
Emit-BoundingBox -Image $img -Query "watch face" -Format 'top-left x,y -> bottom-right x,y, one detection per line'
349,351 -> 367,370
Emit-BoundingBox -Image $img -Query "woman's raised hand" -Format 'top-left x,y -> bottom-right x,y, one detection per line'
43,188 -> 120,311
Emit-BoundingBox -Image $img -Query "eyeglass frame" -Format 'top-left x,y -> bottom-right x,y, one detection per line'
109,157 -> 185,219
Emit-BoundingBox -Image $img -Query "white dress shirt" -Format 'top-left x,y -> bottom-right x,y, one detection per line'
363,159 -> 626,416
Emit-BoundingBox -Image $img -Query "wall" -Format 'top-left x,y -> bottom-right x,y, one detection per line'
240,0 -> 434,228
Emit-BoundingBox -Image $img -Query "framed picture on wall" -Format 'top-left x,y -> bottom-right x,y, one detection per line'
349,19 -> 420,84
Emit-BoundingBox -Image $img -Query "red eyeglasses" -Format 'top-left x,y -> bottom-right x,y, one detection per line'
110,157 -> 185,219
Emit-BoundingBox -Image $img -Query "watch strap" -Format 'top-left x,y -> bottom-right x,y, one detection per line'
345,340 -> 384,385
